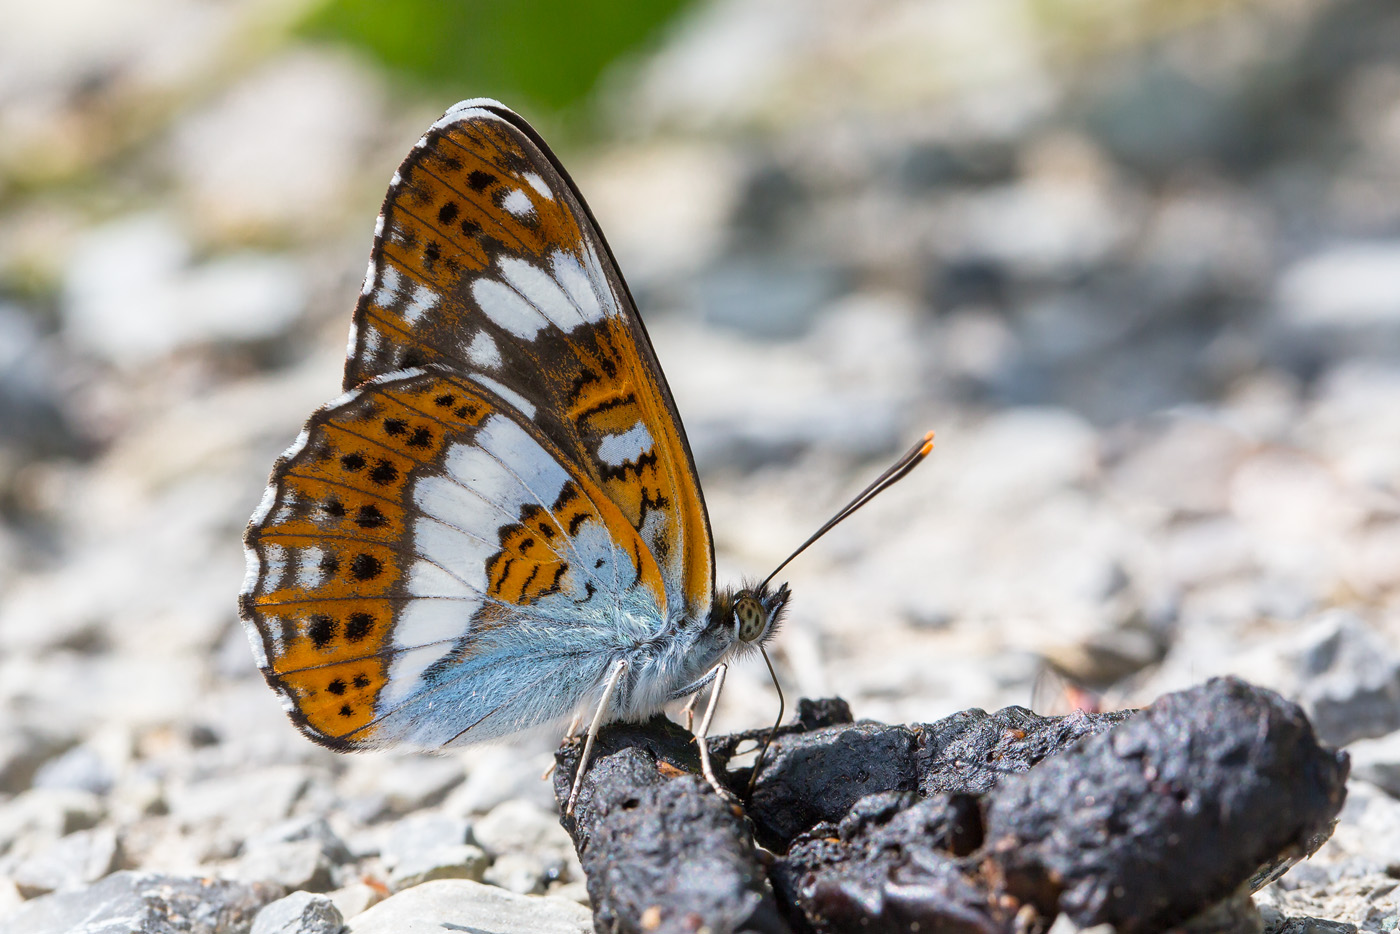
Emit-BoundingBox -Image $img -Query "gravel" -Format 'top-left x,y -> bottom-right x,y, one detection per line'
3,0 -> 1400,931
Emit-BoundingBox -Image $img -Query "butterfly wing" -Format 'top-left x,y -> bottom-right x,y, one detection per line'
345,99 -> 713,623
241,367 -> 671,749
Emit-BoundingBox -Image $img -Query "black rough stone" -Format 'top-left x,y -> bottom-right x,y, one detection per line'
555,679 -> 1347,934
917,704 -> 1135,797
723,701 -> 1130,851
982,676 -> 1350,934
772,792 -> 997,934
744,721 -> 922,851
553,714 -> 791,934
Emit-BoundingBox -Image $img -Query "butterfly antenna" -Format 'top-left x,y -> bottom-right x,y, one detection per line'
747,645 -> 785,795
759,431 -> 935,592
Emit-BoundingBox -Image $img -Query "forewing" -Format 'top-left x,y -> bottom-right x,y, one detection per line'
240,368 -> 666,749
346,99 -> 712,622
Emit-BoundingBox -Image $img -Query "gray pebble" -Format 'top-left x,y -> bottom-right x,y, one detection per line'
0,788 -> 106,844
483,852 -> 561,896
251,890 -> 344,934
345,879 -> 590,934
246,816 -> 353,865
471,800 -> 568,857
228,839 -> 335,892
0,729 -> 75,796
343,756 -> 465,816
2,870 -> 280,934
326,882 -> 383,920
166,767 -> 310,829
32,745 -> 115,796
388,844 -> 490,892
10,826 -> 118,897
1346,731 -> 1400,799
379,813 -> 473,867
1293,612 -> 1400,747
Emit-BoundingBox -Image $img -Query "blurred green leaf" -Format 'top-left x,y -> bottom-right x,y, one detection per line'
299,0 -> 695,117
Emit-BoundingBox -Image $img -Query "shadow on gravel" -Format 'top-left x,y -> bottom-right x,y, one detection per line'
554,677 -> 1348,934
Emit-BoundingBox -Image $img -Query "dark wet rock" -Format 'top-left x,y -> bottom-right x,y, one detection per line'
771,793 -> 998,934
728,701 -> 1130,850
983,677 -> 1350,934
792,697 -> 854,730
915,704 -> 1134,797
777,839 -> 1004,934
556,682 -> 1347,934
553,714 -> 790,934
1178,889 -> 1266,934
4,870 -> 282,934
744,720 -> 921,851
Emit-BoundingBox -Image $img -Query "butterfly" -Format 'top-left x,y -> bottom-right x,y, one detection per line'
240,99 -> 932,811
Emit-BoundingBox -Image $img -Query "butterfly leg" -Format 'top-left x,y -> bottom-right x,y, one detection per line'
679,692 -> 701,732
540,713 -> 585,781
566,658 -> 628,816
693,664 -> 739,804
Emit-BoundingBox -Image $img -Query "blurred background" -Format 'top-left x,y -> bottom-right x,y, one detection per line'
2,0 -> 1400,919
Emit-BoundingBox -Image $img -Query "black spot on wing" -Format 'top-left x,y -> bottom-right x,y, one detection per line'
345,613 -> 374,642
355,505 -> 386,529
308,614 -> 336,648
350,554 -> 383,581
368,460 -> 399,486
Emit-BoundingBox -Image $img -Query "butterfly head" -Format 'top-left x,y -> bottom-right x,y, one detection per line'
716,581 -> 790,648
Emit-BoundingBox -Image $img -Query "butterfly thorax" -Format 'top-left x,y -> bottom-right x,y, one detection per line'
601,580 -> 789,721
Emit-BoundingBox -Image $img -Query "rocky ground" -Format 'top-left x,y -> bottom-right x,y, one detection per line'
2,0 -> 1400,931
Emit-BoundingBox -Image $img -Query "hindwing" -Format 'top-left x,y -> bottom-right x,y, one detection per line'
346,99 -> 712,622
241,368 -> 667,748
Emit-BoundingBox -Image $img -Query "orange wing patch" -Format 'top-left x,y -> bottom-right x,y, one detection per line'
486,505 -> 568,606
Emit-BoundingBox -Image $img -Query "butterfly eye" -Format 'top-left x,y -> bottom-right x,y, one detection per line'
734,595 -> 767,642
